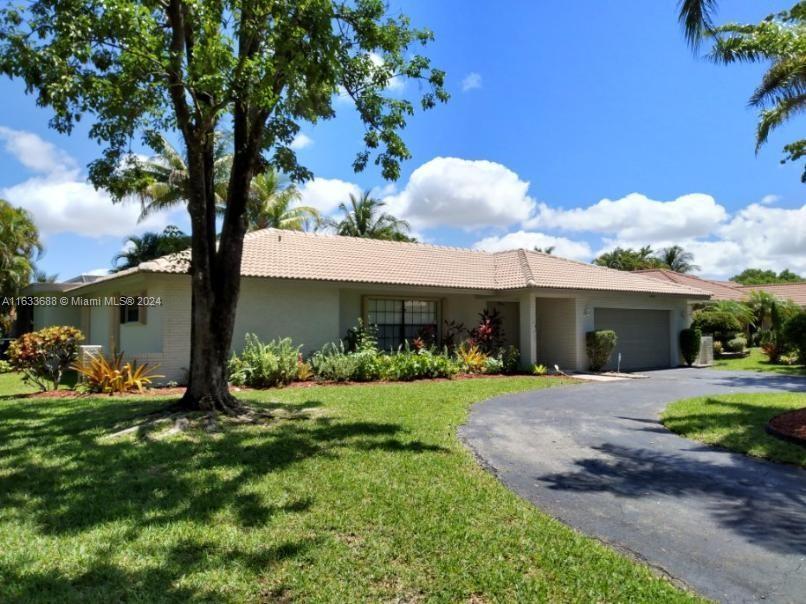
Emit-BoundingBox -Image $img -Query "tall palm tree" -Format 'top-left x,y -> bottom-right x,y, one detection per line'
656,245 -> 699,273
679,1 -> 806,180
113,226 -> 191,271
329,191 -> 414,241
121,134 -> 232,221
245,170 -> 320,231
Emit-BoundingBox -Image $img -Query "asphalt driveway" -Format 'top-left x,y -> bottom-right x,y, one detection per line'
460,369 -> 806,603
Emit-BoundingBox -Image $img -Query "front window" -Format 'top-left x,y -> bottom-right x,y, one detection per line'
119,300 -> 140,324
366,298 -> 438,350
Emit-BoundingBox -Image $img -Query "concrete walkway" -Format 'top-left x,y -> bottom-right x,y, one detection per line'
460,369 -> 806,603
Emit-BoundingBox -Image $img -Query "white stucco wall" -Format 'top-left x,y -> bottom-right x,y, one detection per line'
534,297 -> 578,370
32,304 -> 82,332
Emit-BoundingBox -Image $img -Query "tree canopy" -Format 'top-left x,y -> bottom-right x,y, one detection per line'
593,246 -> 663,272
0,0 -> 447,410
731,268 -> 804,285
0,199 -> 42,335
113,226 -> 192,271
328,191 -> 413,241
679,1 -> 806,181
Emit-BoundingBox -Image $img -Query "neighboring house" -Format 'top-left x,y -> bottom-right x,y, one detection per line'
23,229 -> 710,381
638,268 -> 806,307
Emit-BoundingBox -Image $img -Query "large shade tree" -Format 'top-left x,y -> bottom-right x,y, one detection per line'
679,1 -> 806,181
0,0 -> 447,412
329,191 -> 413,241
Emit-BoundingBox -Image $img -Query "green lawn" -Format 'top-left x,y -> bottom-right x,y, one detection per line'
0,374 -> 699,603
711,347 -> 805,376
662,393 -> 806,467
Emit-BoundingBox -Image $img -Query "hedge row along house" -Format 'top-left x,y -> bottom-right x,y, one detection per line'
21,229 -> 711,382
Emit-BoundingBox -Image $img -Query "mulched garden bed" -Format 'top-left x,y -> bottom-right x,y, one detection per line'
21,374 -> 569,399
766,408 -> 806,447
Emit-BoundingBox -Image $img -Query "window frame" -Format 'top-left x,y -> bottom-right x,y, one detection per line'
362,295 -> 442,351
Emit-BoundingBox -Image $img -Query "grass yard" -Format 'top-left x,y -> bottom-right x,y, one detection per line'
711,347 -> 805,376
0,373 -> 700,603
662,393 -> 806,467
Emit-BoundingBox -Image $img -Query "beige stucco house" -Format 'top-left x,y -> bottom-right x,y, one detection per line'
23,229 -> 711,382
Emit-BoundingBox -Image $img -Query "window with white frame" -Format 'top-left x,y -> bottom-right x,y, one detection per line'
366,298 -> 438,350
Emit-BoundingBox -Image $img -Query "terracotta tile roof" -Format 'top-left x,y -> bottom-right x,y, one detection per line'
738,283 -> 806,306
71,229 -> 711,297
635,269 -> 746,301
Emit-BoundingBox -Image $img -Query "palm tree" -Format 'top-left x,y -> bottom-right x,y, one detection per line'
329,191 -> 414,241
679,1 -> 806,180
245,170 -> 320,231
533,246 -> 555,254
121,134 -> 232,221
593,246 -> 662,271
0,199 -> 41,294
32,269 -> 59,283
113,226 -> 191,271
656,245 -> 699,273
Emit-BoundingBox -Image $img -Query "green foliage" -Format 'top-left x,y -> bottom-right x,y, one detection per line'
113,226 -> 191,271
468,308 -> 505,354
381,348 -> 459,381
680,2 -> 806,180
679,327 -> 702,366
656,245 -> 699,273
483,356 -> 504,375
691,310 -> 742,338
532,363 -> 548,376
586,330 -> 617,372
7,326 -> 83,391
497,345 -> 521,374
593,246 -> 663,271
457,343 -> 487,374
310,341 -> 383,383
0,199 -> 42,332
343,319 -> 379,354
0,359 -> 11,373
246,169 -> 319,232
784,312 -> 806,364
75,352 -> 163,394
732,268 -> 804,285
706,300 -> 755,328
228,335 -> 300,388
725,336 -> 747,354
326,191 -> 414,241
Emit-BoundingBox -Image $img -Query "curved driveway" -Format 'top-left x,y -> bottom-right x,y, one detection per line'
460,369 -> 806,603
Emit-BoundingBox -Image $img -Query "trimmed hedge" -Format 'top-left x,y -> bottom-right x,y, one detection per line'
679,327 -> 702,366
586,330 -> 617,372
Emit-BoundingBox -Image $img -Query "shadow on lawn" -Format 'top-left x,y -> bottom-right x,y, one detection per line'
0,396 -> 445,601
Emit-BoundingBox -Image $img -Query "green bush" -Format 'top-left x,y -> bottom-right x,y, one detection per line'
679,327 -> 702,366
713,340 -> 723,356
725,336 -> 747,353
310,341 -> 383,382
7,326 -> 84,391
381,348 -> 458,381
586,330 -> 617,372
784,312 -> 806,364
691,310 -> 742,338
483,356 -> 504,375
228,334 -> 299,388
497,345 -> 521,374
0,359 -> 11,373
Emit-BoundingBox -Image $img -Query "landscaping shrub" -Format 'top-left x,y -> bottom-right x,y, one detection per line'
457,343 -> 487,374
75,352 -> 163,394
467,308 -> 504,354
679,327 -> 702,366
724,336 -> 747,354
691,310 -> 742,339
532,363 -> 548,376
784,312 -> 806,364
483,356 -> 504,375
380,348 -> 458,381
0,359 -> 10,373
713,340 -> 723,356
7,326 -> 83,391
228,334 -> 299,388
310,341 -> 383,382
586,330 -> 617,372
497,345 -> 521,374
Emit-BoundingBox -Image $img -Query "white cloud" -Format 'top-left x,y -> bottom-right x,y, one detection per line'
473,230 -> 592,260
290,132 -> 313,151
384,157 -> 535,230
526,192 -> 727,241
298,177 -> 362,215
760,194 -> 780,205
461,72 -> 482,92
0,127 -> 179,238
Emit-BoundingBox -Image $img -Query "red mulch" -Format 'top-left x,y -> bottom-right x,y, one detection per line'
767,408 -> 806,446
21,374 -> 566,399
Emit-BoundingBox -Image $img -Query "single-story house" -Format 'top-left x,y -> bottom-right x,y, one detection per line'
22,229 -> 711,381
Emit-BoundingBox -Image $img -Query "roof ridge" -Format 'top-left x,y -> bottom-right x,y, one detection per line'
517,249 -> 537,287
252,227 -> 491,255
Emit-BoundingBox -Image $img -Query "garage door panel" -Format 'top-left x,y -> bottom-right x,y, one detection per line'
593,308 -> 671,371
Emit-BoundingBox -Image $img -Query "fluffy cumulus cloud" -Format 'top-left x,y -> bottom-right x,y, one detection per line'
290,132 -> 313,150
461,72 -> 482,92
473,230 -> 592,260
297,177 -> 362,215
384,157 -> 535,229
525,192 -> 727,241
0,127 -> 177,238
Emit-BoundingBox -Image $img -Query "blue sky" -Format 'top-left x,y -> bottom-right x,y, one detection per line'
0,1 -> 803,279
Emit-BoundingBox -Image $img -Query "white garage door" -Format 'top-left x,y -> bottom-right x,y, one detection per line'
593,308 -> 671,371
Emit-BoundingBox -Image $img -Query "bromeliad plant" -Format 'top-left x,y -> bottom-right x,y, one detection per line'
7,326 -> 83,391
74,352 -> 163,394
